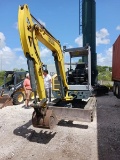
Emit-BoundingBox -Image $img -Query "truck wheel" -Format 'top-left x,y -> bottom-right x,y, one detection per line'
13,92 -> 24,105
115,84 -> 120,99
113,83 -> 116,96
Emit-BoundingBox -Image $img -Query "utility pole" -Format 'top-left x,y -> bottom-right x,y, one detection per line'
79,0 -> 82,35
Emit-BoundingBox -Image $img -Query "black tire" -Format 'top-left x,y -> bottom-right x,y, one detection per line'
115,83 -> 120,99
113,83 -> 116,96
13,92 -> 24,105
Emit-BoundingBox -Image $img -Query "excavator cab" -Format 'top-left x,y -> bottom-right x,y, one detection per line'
65,47 -> 89,85
67,63 -> 88,85
52,46 -> 92,100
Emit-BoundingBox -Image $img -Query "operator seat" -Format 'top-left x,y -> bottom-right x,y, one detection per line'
74,63 -> 88,84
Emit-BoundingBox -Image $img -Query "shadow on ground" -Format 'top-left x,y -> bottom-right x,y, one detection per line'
58,120 -> 88,129
13,120 -> 56,144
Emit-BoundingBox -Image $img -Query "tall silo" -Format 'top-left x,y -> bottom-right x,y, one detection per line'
82,0 -> 97,85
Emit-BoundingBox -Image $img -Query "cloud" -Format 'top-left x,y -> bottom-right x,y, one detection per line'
75,35 -> 83,47
40,47 -> 51,57
0,46 -> 27,71
0,32 -> 6,48
39,46 -> 54,64
116,25 -> 120,30
15,56 -> 27,69
74,28 -> 112,66
97,47 -> 112,66
13,48 -> 22,52
96,28 -> 110,46
75,28 -> 110,47
14,22 -> 18,30
38,19 -> 46,27
0,32 -> 27,71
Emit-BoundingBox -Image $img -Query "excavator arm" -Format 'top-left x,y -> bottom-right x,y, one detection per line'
18,4 -> 73,129
18,4 -> 72,101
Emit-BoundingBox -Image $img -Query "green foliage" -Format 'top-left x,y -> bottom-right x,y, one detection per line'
78,58 -> 82,63
97,66 -> 112,73
19,68 -> 25,71
0,71 -> 5,86
97,65 -> 112,81
13,68 -> 25,71
105,83 -> 113,89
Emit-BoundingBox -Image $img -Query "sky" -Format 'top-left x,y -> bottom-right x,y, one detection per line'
0,0 -> 120,71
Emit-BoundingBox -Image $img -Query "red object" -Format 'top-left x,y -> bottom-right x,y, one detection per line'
112,35 -> 120,81
23,78 -> 32,90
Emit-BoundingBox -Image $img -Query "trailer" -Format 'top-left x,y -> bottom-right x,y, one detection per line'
112,35 -> 120,98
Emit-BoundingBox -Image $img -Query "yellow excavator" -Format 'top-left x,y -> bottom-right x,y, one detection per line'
18,4 -> 96,129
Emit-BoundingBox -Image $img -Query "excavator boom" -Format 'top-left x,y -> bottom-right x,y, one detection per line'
18,4 -> 72,101
18,4 -> 59,129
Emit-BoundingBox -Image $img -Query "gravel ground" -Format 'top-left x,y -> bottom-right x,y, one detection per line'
0,92 -> 120,160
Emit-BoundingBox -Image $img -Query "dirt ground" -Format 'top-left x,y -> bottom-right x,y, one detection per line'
0,92 -> 120,160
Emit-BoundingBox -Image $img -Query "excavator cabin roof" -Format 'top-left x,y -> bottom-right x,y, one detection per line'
63,46 -> 89,58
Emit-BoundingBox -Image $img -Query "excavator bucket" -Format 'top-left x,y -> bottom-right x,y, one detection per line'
0,95 -> 13,109
31,96 -> 96,129
30,98 -> 58,129
49,96 -> 97,122
32,109 -> 58,129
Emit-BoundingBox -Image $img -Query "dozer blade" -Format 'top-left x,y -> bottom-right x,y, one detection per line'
49,96 -> 97,122
32,109 -> 58,129
0,95 -> 13,109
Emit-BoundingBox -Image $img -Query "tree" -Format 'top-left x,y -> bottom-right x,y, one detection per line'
13,68 -> 25,71
0,71 -> 5,86
97,66 -> 112,81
